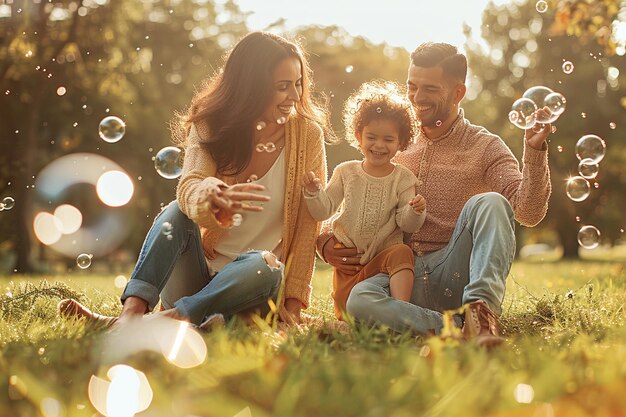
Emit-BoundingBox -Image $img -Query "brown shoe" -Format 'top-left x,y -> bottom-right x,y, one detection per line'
57,299 -> 118,328
461,300 -> 504,347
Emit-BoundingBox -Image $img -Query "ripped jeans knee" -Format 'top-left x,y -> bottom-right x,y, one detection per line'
261,251 -> 282,271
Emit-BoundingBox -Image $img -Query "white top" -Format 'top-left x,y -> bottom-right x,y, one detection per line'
210,150 -> 286,272
304,160 -> 425,264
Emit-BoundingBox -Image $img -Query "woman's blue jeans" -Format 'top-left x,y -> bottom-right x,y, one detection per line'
121,201 -> 283,325
345,192 -> 516,335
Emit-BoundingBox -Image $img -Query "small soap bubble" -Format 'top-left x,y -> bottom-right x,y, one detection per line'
509,98 -> 537,129
535,0 -> 548,13
166,234 -> 173,240
56,86 -> 66,96
609,122 -> 616,129
557,145 -> 563,152
578,158 -> 599,179
161,221 -> 173,236
581,112 -> 587,118
575,134 -> 606,163
376,107 -> 382,114
154,146 -> 183,179
435,120 -> 442,127
232,213 -> 243,227
98,116 -> 126,143
566,176 -> 590,202
76,253 -> 93,269
276,116 -> 287,125
256,121 -> 266,130
345,65 -> 354,73
577,225 -> 600,249
443,288 -> 453,297
562,61 -> 574,74
255,143 -> 266,152
593,181 -> 599,189
551,126 -> 557,134
575,216 -> 581,222
265,142 -> 276,152
2,197 -> 15,210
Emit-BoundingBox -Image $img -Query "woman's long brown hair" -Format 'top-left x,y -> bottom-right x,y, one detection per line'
174,31 -> 332,177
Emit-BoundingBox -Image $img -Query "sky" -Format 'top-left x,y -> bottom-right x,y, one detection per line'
234,0 -> 513,52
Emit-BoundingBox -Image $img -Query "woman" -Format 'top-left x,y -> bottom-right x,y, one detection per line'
59,31 -> 329,326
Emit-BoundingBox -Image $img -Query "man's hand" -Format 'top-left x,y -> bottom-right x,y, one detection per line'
524,107 -> 552,151
322,236 -> 363,274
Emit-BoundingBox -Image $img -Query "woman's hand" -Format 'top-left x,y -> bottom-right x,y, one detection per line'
302,171 -> 322,195
283,298 -> 302,324
207,182 -> 271,214
322,236 -> 362,274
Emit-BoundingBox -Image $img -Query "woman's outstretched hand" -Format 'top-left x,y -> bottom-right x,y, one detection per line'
208,182 -> 271,214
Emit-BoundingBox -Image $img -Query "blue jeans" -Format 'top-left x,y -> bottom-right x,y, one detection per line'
345,192 -> 516,334
121,201 -> 283,325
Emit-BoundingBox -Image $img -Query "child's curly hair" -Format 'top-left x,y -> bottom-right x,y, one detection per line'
343,80 -> 416,152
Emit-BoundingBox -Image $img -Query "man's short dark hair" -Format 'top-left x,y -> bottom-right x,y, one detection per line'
410,42 -> 467,83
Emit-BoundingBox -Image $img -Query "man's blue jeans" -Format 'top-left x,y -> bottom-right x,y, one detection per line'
345,192 -> 516,334
121,201 -> 283,325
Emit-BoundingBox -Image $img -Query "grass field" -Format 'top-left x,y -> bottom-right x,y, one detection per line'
1,257 -> 625,417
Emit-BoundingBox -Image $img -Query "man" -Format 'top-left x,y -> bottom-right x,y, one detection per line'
319,42 -> 552,346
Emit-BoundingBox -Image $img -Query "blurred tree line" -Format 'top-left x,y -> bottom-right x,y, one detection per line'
0,0 -> 623,273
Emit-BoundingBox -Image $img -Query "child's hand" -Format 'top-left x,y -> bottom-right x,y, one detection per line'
303,171 -> 322,194
410,194 -> 426,214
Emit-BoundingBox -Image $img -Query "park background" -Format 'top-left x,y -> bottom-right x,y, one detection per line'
0,0 -> 625,273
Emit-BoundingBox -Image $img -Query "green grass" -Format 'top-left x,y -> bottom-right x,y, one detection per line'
1,258 -> 625,417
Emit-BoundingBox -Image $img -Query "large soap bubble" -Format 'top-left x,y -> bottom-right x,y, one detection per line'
577,225 -> 600,249
565,176 -> 590,202
509,98 -> 537,129
543,92 -> 566,123
575,135 -> 606,164
154,147 -> 183,179
98,116 -> 126,143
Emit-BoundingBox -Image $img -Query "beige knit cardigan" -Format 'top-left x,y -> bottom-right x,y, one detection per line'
176,115 -> 326,316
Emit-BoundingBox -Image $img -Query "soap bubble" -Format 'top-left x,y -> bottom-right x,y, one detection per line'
543,92 -> 566,122
276,116 -> 287,125
523,86 -> 553,108
98,116 -> 126,143
577,225 -> 600,249
161,221 -> 173,236
575,135 -> 606,163
535,0 -> 548,13
154,147 -> 183,179
76,253 -> 93,269
56,86 -> 67,96
565,176 -> 590,202
2,196 -> 15,210
232,213 -> 243,227
345,65 -> 354,73
509,98 -> 537,129
562,61 -> 574,74
577,158 -> 599,179
609,122 -> 616,129
256,121 -> 266,131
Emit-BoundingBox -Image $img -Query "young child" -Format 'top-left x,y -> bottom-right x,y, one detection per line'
303,80 -> 426,320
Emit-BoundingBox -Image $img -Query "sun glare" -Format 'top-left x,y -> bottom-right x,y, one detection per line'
96,170 -> 134,207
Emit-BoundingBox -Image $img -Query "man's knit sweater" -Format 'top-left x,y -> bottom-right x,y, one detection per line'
393,109 -> 551,254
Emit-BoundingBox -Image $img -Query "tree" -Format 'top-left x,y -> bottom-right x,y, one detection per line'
463,0 -> 626,258
0,0 -> 248,272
